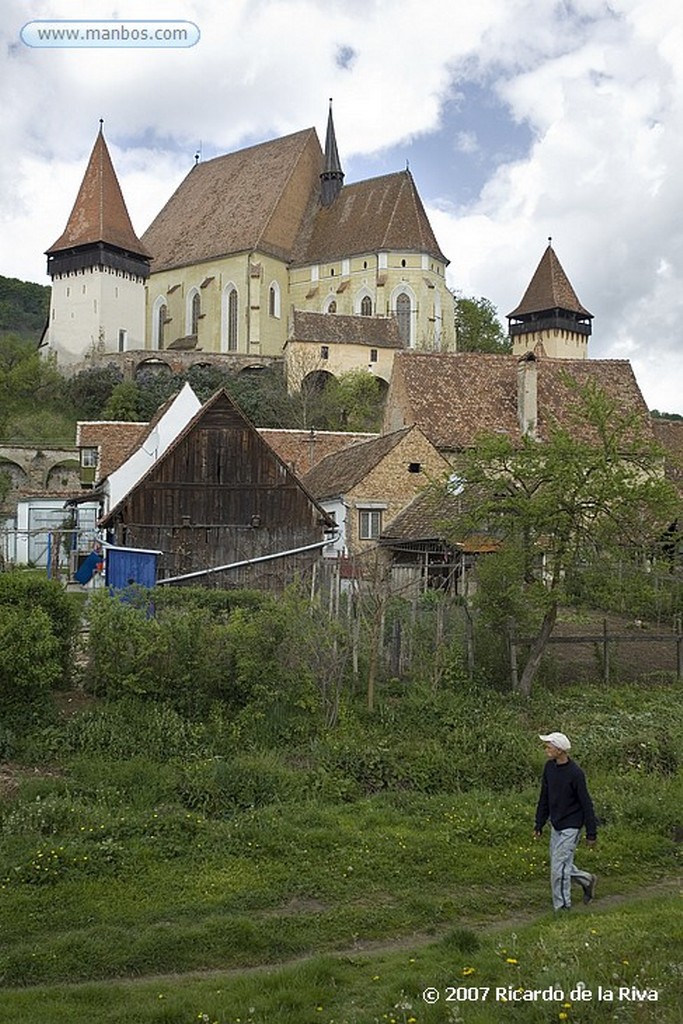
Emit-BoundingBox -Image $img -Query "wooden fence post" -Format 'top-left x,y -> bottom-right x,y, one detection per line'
602,618 -> 610,684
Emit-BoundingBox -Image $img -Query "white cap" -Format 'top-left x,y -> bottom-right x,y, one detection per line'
539,731 -> 571,751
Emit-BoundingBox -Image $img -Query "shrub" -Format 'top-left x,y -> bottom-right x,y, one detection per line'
0,605 -> 61,716
0,571 -> 80,682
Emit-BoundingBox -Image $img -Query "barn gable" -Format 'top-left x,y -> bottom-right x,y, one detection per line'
101,389 -> 334,587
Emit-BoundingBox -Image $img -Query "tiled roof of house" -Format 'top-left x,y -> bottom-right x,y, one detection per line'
652,418 -> 683,492
508,244 -> 592,318
141,129 -> 323,272
75,421 -> 148,480
380,485 -> 460,542
291,310 -> 403,349
294,170 -> 447,265
389,351 -> 652,450
259,428 -> 378,476
47,129 -> 151,257
303,427 -> 412,499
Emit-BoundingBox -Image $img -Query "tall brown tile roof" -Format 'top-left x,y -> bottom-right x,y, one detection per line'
291,310 -> 403,349
259,428 -> 378,476
508,244 -> 592,318
388,351 -> 651,450
76,421 -> 148,480
141,129 -> 323,272
295,170 -> 448,265
303,428 -> 412,499
47,128 -> 150,257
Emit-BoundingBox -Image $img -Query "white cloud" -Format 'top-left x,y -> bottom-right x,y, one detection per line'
2,0 -> 683,411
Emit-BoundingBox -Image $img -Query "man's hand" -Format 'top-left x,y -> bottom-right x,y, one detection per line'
533,830 -> 542,840
585,838 -> 596,848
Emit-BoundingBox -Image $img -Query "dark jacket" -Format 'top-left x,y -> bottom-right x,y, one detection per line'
535,758 -> 597,839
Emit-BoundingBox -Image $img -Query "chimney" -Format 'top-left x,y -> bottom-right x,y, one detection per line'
517,352 -> 537,438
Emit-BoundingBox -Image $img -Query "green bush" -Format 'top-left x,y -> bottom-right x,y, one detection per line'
0,605 -> 61,716
0,571 -> 80,681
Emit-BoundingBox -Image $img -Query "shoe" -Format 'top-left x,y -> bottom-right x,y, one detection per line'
582,874 -> 597,904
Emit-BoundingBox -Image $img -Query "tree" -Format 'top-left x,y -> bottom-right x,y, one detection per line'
454,295 -> 510,354
443,379 -> 680,696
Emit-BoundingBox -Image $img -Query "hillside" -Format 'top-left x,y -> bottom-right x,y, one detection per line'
0,273 -> 50,337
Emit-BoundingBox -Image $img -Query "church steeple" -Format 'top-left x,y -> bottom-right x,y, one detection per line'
44,123 -> 149,366
320,99 -> 344,207
507,240 -> 593,360
46,121 -> 151,278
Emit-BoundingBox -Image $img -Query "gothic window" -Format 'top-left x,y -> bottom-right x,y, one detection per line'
360,295 -> 372,316
268,282 -> 281,318
190,291 -> 201,335
325,299 -> 337,314
226,287 -> 238,351
158,303 -> 167,349
396,292 -> 411,347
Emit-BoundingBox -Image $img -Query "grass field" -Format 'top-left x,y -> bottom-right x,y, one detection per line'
0,681 -> 681,1023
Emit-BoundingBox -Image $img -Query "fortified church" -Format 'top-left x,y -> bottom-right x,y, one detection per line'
43,105 -> 458,380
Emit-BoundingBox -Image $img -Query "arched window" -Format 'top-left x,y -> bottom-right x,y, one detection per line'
153,296 -> 168,350
396,292 -> 411,347
324,298 -> 337,314
268,282 -> 281,318
360,295 -> 372,316
224,286 -> 238,351
190,291 -> 201,335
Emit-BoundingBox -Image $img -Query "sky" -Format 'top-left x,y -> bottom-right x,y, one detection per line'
2,0 -> 682,413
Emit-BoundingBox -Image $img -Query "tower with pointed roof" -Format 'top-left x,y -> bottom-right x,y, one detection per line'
507,241 -> 593,360
320,99 -> 344,207
44,123 -> 150,366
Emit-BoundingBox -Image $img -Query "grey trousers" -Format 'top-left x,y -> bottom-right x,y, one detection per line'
549,827 -> 593,910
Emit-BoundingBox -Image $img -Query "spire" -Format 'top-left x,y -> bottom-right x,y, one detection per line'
320,98 -> 344,207
508,240 -> 592,320
507,241 -> 593,359
46,125 -> 151,259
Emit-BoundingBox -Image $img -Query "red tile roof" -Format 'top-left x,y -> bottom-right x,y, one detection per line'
387,351 -> 651,450
303,428 -> 412,499
295,170 -> 447,265
142,129 -> 323,271
259,428 -> 378,476
76,421 -> 148,480
47,129 -> 150,257
291,310 -> 403,349
508,244 -> 592,318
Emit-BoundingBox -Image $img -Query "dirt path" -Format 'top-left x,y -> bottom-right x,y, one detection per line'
19,877 -> 679,992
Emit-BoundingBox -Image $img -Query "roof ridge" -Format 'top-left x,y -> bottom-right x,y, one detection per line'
255,129 -> 321,250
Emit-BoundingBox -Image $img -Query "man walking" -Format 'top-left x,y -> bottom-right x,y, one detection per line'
534,732 -> 597,911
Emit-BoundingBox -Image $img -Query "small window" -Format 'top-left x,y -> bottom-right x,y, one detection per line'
118,329 -> 127,352
359,509 -> 382,540
363,260 -> 368,269
401,258 -> 406,267
360,295 -> 372,316
191,291 -> 201,334
330,267 -> 335,276
320,345 -> 329,360
369,348 -> 378,363
269,282 -> 281,318
81,448 -> 98,468
326,300 -> 336,314
408,462 -> 421,474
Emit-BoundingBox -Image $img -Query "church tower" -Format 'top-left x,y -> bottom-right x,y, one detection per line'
44,123 -> 151,366
320,99 -> 344,207
507,241 -> 593,360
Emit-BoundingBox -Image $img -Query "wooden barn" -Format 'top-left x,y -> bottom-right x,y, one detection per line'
99,389 -> 335,590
